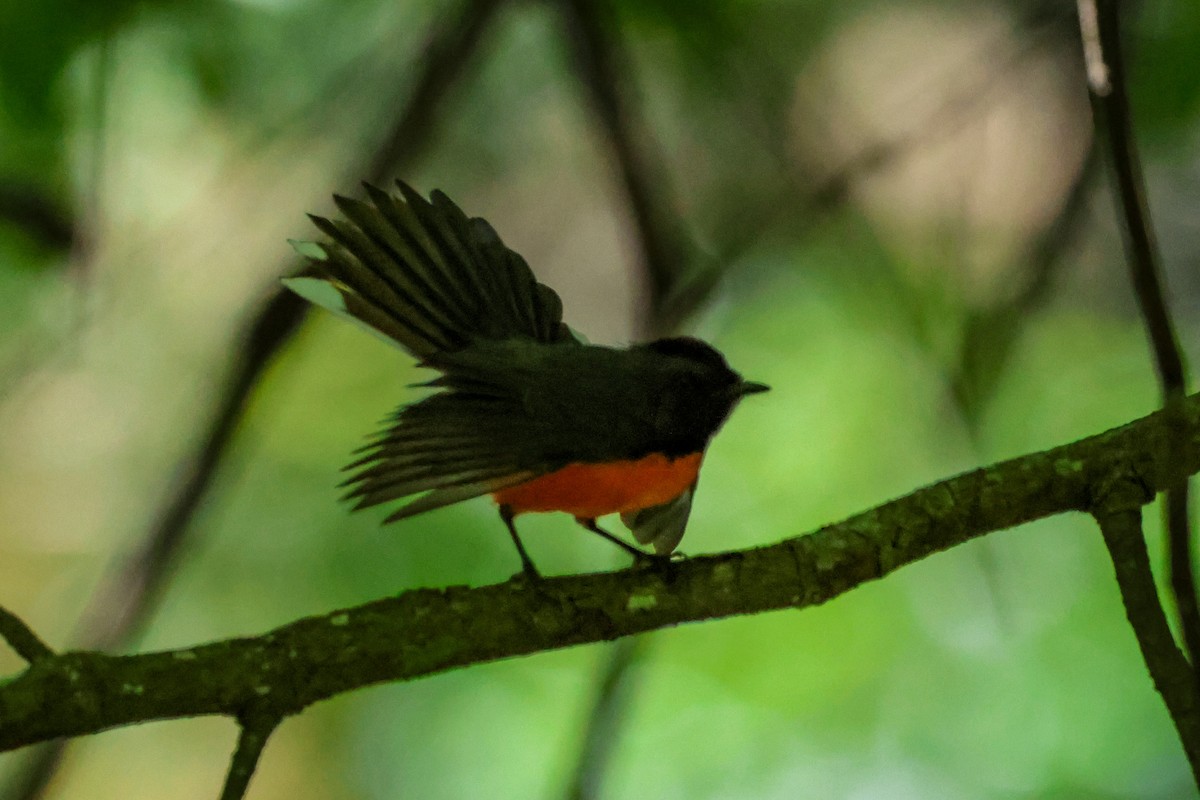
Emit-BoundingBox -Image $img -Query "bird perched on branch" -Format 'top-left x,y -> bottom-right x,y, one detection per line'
285,182 -> 767,578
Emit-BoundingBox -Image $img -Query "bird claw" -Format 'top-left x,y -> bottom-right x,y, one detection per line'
516,562 -> 543,582
631,550 -> 674,571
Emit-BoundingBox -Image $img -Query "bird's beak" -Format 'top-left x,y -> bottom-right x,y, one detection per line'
736,380 -> 771,396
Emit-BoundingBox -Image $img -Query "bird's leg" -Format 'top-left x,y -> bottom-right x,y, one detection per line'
499,505 -> 541,580
576,518 -> 668,567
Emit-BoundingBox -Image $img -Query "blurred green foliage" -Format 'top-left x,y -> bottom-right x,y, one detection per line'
2,0 -> 1200,798
1133,0 -> 1200,141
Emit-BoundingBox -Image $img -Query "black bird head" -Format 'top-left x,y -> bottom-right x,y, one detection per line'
638,336 -> 769,455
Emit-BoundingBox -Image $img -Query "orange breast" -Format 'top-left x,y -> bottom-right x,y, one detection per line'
493,452 -> 703,519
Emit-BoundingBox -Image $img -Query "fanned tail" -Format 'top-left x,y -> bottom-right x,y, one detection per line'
284,181 -> 575,361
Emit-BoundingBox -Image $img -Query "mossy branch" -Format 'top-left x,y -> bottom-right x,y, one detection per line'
218,715 -> 280,800
3,393 -> 1200,757
1095,503 -> 1200,781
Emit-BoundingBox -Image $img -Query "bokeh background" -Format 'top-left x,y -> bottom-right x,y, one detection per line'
2,0 -> 1200,797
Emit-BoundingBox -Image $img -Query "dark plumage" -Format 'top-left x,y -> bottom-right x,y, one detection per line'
285,182 -> 766,574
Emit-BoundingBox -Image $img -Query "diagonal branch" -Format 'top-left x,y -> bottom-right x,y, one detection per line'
1,2 -> 512,798
73,0 -> 510,655
74,290 -> 308,646
1083,2 -> 1187,391
951,147 -> 1098,423
1094,502 -> 1200,782
5,391 -> 1200,756
565,636 -> 645,800
0,606 -> 53,665
362,0 -> 508,183
557,0 -> 691,333
1079,0 -> 1198,675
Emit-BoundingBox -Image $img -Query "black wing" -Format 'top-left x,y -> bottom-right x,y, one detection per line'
341,391 -> 547,521
284,182 -> 576,361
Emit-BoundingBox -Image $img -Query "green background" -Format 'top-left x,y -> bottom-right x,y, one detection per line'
1,0 -> 1198,797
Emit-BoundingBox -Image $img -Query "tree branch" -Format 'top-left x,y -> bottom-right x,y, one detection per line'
74,290 -> 310,647
218,716 -> 280,800
5,392 -> 1200,754
557,0 -> 692,332
1094,502 -> 1200,781
0,607 -> 53,665
363,0 -> 507,183
1080,0 -> 1198,673
565,637 -> 645,800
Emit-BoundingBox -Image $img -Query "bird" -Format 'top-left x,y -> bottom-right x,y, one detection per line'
284,181 -> 768,578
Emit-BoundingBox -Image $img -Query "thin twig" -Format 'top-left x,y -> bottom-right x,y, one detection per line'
73,290 -> 308,646
557,0 -> 690,334
72,0 -> 509,650
0,39 -> 105,414
1080,0 -> 1199,674
1,3 -> 511,799
1087,1 -> 1187,389
363,0 -> 507,181
218,717 -> 280,800
951,147 -> 1099,422
565,636 -> 644,800
0,184 -> 75,252
0,606 -> 53,664
1076,0 -> 1110,96
0,751 -> 61,800
1094,504 -> 1200,784
714,5 -> 1079,275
